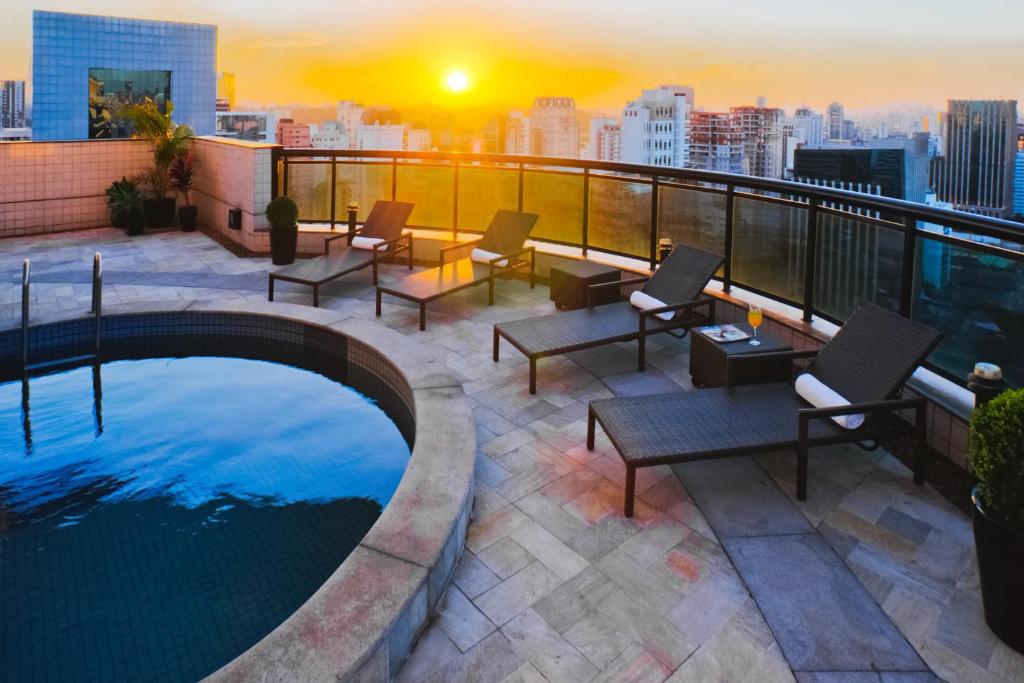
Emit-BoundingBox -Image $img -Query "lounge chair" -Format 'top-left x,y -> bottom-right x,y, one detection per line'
493,244 -> 723,393
375,210 -> 539,330
586,302 -> 942,515
268,200 -> 415,307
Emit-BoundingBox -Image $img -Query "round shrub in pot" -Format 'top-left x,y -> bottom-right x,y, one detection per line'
969,387 -> 1024,653
266,196 -> 299,265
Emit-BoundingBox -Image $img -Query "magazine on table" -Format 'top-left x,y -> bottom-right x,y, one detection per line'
697,324 -> 750,343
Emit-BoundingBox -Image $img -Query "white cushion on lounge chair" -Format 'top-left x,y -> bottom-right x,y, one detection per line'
629,290 -> 674,321
471,248 -> 509,267
351,236 -> 385,250
794,373 -> 864,430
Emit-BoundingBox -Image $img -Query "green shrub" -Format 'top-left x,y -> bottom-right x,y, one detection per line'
266,196 -> 299,230
970,388 -> 1024,530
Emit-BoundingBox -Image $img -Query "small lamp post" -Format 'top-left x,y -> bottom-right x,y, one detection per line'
346,202 -> 359,245
968,362 -> 1006,406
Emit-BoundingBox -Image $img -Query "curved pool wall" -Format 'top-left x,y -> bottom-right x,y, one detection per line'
0,302 -> 477,681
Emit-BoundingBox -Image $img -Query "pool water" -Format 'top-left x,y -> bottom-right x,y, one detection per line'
0,357 -> 410,682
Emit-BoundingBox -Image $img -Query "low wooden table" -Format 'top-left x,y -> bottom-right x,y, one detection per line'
689,323 -> 793,388
549,260 -> 620,310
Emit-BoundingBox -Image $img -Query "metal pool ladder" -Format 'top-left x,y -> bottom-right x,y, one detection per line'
21,252 -> 103,374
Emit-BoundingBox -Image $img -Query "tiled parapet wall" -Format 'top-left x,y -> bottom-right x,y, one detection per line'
0,139 -> 151,238
192,136 -> 276,251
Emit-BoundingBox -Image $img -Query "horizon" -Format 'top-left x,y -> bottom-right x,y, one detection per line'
3,2 -> 1023,115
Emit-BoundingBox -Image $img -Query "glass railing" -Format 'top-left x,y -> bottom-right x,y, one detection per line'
276,149 -> 1024,388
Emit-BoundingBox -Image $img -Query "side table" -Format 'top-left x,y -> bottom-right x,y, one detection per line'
689,323 -> 793,387
549,260 -> 621,310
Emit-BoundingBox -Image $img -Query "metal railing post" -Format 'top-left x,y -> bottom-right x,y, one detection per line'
453,159 -> 460,241
21,259 -> 29,369
581,167 -> 590,256
91,252 -> 102,355
517,163 -> 525,211
722,185 -> 734,292
391,157 -> 398,201
282,157 -> 289,197
899,217 -> 917,317
329,156 -> 338,230
649,175 -> 660,270
802,198 -> 820,323
270,145 -> 282,198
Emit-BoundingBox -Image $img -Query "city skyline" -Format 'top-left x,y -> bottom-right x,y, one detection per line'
3,1 -> 1023,111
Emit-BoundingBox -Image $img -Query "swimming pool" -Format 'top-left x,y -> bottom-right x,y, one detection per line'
0,356 -> 410,681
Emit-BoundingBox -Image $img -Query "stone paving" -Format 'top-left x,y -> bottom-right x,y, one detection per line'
3,228 -> 1023,683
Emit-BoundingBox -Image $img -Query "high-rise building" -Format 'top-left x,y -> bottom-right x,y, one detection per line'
793,134 -> 931,202
1,80 -> 26,128
731,106 -> 785,179
790,107 -> 824,146
481,116 -> 506,153
311,121 -> 347,149
620,85 -> 692,168
930,100 -> 1018,218
586,117 -> 622,161
276,118 -> 311,147
216,72 -> 235,111
215,111 -> 277,142
529,97 -> 580,158
406,128 -> 432,152
505,112 -> 530,155
356,107 -> 403,151
31,11 -> 216,140
336,100 -> 366,149
1014,125 -> 1024,219
688,111 -> 745,174
827,102 -> 845,140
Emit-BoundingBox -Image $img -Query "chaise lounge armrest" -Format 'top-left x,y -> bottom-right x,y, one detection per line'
585,276 -> 650,308
637,296 -> 717,335
439,238 -> 482,265
798,395 -> 925,426
724,348 -> 820,386
488,246 -> 535,273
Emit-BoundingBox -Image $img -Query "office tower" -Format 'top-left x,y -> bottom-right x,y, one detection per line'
216,72 -> 235,111
336,100 -> 366,149
827,102 -> 844,140
587,117 -> 622,161
620,85 -> 692,168
688,111 -> 745,174
1,80 -> 26,128
505,111 -> 530,154
731,106 -> 786,179
481,116 -> 506,153
31,11 -> 216,140
930,100 -> 1018,218
215,111 -> 277,142
276,118 -> 312,147
1014,125 -> 1024,218
841,119 -> 857,142
793,134 -> 930,202
790,107 -> 824,146
529,97 -> 580,158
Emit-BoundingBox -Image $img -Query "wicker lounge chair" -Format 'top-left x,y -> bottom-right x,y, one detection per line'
586,302 -> 943,515
494,244 -> 723,393
268,200 -> 415,307
376,210 -> 539,330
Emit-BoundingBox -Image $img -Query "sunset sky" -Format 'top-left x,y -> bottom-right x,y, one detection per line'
3,0 -> 1023,113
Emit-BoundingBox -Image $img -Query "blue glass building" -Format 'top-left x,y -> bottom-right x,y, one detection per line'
32,11 -> 216,141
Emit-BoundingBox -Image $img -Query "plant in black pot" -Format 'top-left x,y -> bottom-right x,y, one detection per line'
121,101 -> 194,229
105,177 -> 136,230
106,182 -> 146,236
969,387 -> 1024,654
170,151 -> 198,232
266,196 -> 299,265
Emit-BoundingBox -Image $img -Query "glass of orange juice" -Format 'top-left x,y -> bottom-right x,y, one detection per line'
747,305 -> 763,345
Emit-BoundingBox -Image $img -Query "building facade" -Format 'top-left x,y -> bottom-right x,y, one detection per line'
731,106 -> 785,179
276,118 -> 311,147
505,112 -> 530,155
1014,125 -> 1024,219
688,111 -> 745,174
587,117 -> 622,162
930,100 -> 1018,218
311,121 -> 347,149
827,102 -> 845,140
529,97 -> 580,158
794,134 -> 930,203
32,11 -> 216,140
620,85 -> 691,168
1,80 -> 26,128
216,72 -> 235,111
215,111 -> 276,142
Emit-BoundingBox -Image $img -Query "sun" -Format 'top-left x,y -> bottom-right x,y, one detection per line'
444,69 -> 470,94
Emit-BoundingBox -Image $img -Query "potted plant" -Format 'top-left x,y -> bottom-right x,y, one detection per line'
106,182 -> 146,236
121,101 -> 194,229
170,151 -> 197,231
266,196 -> 299,265
969,387 -> 1024,654
105,177 -> 136,230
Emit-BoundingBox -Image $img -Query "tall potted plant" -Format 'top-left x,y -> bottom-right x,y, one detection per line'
106,182 -> 146,236
105,177 -> 135,230
266,196 -> 299,265
170,151 -> 198,232
969,387 -> 1024,653
121,102 -> 194,229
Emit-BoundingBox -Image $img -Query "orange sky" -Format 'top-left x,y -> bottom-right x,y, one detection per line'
4,1 -> 1023,113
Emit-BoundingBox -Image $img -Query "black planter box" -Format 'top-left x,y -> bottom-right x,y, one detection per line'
144,197 -> 176,229
270,225 -> 298,265
178,205 -> 198,232
973,488 -> 1024,653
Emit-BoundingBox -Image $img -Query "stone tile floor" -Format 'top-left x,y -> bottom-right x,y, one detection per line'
2,228 -> 1022,683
